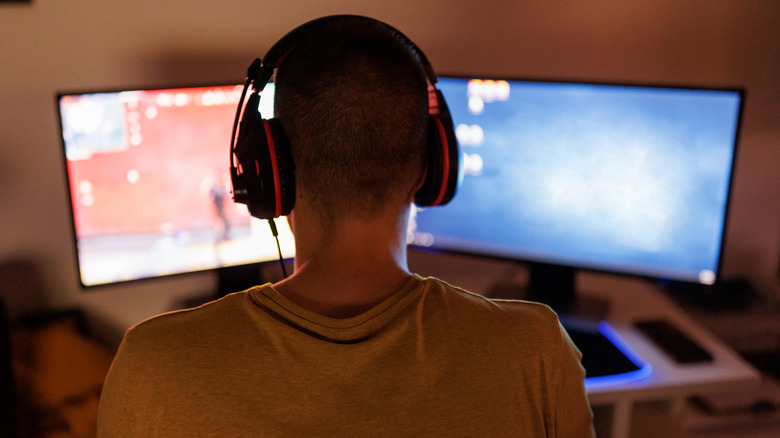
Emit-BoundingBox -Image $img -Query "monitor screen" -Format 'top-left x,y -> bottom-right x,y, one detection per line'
58,83 -> 294,287
410,77 -> 742,286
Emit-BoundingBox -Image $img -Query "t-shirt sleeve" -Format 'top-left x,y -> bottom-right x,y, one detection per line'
554,322 -> 596,438
96,329 -> 147,437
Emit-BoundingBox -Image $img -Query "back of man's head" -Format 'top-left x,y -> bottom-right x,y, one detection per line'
275,16 -> 429,229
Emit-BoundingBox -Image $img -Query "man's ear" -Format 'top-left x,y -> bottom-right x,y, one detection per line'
407,164 -> 428,203
286,210 -> 295,235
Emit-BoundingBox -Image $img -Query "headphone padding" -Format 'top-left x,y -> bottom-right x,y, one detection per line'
265,118 -> 295,218
234,99 -> 295,219
414,115 -> 460,207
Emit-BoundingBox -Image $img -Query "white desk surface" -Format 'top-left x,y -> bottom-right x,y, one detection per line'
578,274 -> 760,405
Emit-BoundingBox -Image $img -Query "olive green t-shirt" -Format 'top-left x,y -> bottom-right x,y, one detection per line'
98,275 -> 594,437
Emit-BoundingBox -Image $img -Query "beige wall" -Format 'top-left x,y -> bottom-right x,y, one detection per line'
1,1 -> 778,338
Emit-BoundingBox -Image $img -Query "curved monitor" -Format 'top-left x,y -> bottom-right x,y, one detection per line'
410,77 -> 743,297
58,83 -> 294,288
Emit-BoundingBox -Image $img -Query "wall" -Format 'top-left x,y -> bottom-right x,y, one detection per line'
1,0 -> 778,341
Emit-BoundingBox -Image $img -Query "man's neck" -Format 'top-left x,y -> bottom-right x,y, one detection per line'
273,208 -> 413,319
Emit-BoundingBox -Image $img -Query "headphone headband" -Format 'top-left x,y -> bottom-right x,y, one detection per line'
254,15 -> 438,91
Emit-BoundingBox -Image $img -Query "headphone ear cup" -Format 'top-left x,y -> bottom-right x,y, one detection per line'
234,96 -> 295,219
414,114 -> 461,207
265,118 -> 296,217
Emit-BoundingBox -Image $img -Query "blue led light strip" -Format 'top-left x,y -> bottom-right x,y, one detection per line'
584,322 -> 653,389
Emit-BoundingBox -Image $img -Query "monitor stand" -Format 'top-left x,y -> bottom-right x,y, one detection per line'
216,263 -> 265,297
175,263 -> 266,310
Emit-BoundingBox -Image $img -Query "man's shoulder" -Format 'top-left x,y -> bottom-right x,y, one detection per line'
418,276 -> 560,330
416,276 -> 572,367
123,289 -> 256,346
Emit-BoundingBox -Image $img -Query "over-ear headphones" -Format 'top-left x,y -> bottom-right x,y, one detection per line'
230,15 -> 461,220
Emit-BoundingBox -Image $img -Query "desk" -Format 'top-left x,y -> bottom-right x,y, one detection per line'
580,274 -> 760,437
409,250 -> 762,438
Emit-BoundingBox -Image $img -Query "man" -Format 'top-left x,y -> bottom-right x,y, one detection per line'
98,16 -> 594,437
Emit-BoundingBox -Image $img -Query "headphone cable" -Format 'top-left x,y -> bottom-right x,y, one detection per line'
267,219 -> 288,278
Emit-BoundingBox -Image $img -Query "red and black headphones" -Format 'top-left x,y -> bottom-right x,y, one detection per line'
230,15 -> 461,220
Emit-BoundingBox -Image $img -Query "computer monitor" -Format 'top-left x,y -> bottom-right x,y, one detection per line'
58,83 -> 294,290
410,76 -> 743,309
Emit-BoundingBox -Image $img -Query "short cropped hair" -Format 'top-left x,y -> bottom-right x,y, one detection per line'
274,17 -> 429,228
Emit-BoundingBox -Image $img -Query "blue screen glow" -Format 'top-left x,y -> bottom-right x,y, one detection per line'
410,77 -> 742,284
